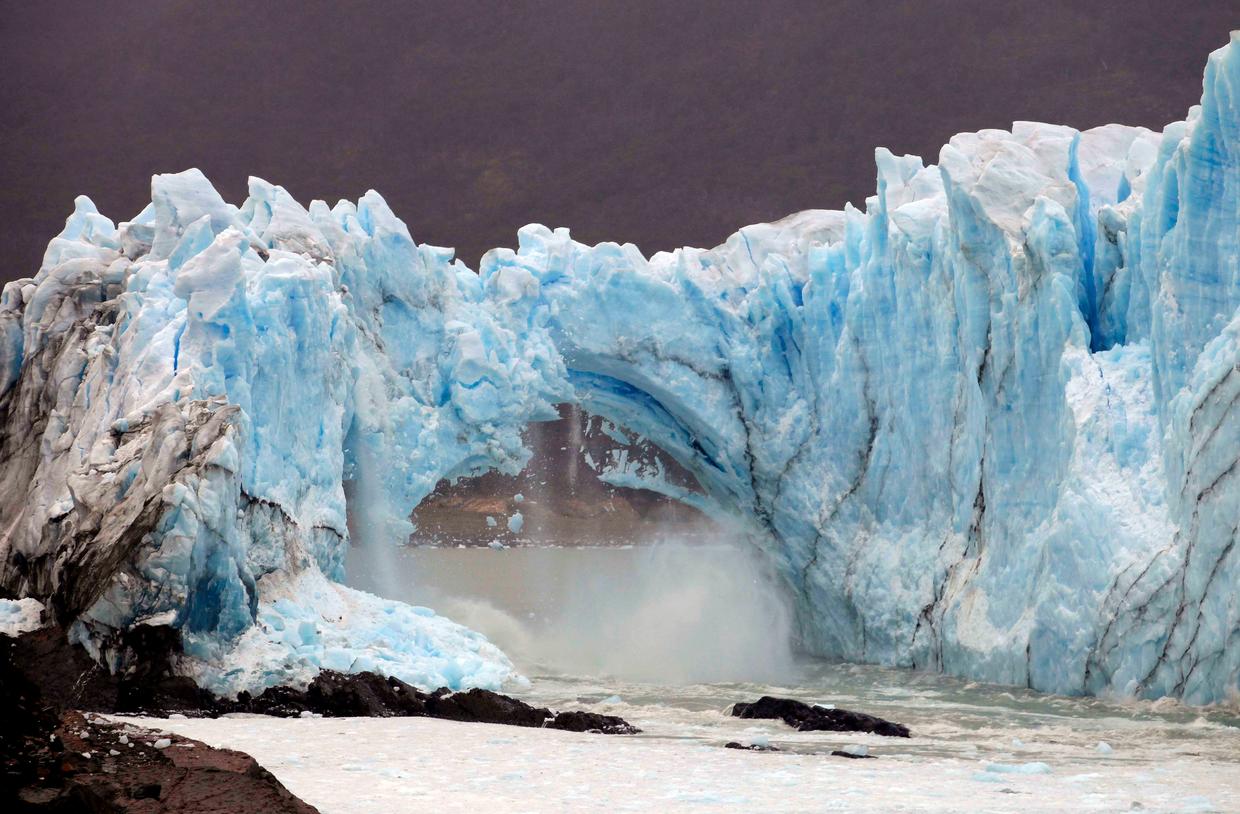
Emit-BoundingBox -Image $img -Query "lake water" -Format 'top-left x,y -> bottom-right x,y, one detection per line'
344,540 -> 1240,768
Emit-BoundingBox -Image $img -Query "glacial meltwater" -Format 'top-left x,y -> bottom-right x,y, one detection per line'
344,540 -> 1240,770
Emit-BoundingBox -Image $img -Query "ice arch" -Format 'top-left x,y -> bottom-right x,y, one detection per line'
2,35 -> 1237,704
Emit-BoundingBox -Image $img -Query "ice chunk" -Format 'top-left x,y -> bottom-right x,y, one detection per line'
181,568 -> 515,696
982,761 -> 1053,775
0,598 -> 45,636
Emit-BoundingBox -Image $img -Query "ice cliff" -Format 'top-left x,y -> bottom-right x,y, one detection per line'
2,35 -> 1237,703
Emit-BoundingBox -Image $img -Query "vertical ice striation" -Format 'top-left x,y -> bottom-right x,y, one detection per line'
1,35 -> 1236,701
471,35 -> 1240,703
0,171 -> 562,693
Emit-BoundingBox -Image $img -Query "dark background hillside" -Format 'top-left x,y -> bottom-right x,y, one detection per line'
2,2 -> 1236,283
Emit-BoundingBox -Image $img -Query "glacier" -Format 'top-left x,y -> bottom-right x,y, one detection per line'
1,34 -> 1237,703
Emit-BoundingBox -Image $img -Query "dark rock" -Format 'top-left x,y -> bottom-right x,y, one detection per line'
3,624 -> 640,753
110,624 -> 227,715
5,624 -> 227,717
724,741 -> 780,752
830,749 -> 876,759
117,674 -> 226,716
311,671 -> 427,716
38,710 -> 319,813
548,710 -> 640,735
243,674 -> 641,734
0,634 -> 63,804
731,696 -> 910,738
245,670 -> 425,718
6,625 -> 118,712
2,636 -> 317,813
424,687 -> 550,727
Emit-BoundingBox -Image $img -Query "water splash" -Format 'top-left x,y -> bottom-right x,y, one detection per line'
350,535 -> 800,685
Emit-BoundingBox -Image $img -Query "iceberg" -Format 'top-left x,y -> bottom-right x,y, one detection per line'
1,34 -> 1237,702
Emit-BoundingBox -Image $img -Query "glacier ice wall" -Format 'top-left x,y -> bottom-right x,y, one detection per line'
2,34 -> 1237,702
0,175 -> 558,693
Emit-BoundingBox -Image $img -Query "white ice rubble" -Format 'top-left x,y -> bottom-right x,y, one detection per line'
118,713 -> 1240,814
0,598 -> 46,637
2,35 -> 1238,702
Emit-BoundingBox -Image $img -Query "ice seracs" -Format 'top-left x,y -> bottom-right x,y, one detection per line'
1,34 -> 1237,702
0,170 -> 554,694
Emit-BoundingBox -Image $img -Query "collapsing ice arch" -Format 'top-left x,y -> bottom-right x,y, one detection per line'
1,34 -> 1238,703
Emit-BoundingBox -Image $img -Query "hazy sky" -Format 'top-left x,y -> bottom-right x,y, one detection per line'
2,1 -> 1236,283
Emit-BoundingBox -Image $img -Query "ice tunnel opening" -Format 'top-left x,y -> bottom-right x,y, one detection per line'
342,404 -> 802,685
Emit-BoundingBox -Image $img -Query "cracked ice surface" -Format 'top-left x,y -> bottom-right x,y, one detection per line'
2,35 -> 1238,701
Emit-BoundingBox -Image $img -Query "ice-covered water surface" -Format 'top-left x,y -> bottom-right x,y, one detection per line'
3,35 -> 1239,702
517,661 -> 1240,764
147,538 -> 1240,810
120,659 -> 1240,813
345,540 -> 1239,803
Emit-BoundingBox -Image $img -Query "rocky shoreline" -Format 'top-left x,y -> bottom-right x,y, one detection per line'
8,709 -> 318,813
1,626 -> 637,810
2,625 -> 638,730
3,624 -> 919,809
3,627 -> 316,812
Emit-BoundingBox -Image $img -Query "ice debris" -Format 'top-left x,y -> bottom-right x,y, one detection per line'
982,761 -> 1053,775
0,598 -> 46,637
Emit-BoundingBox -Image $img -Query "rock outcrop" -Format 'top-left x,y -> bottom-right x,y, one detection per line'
731,696 -> 910,738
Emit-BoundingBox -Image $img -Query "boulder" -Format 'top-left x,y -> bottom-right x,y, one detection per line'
731,696 -> 909,738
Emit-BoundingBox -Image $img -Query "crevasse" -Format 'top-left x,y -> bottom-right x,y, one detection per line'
1,34 -> 1237,703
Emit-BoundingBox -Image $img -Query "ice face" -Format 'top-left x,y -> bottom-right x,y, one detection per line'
0,173 -> 563,694
1,35 -> 1237,702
